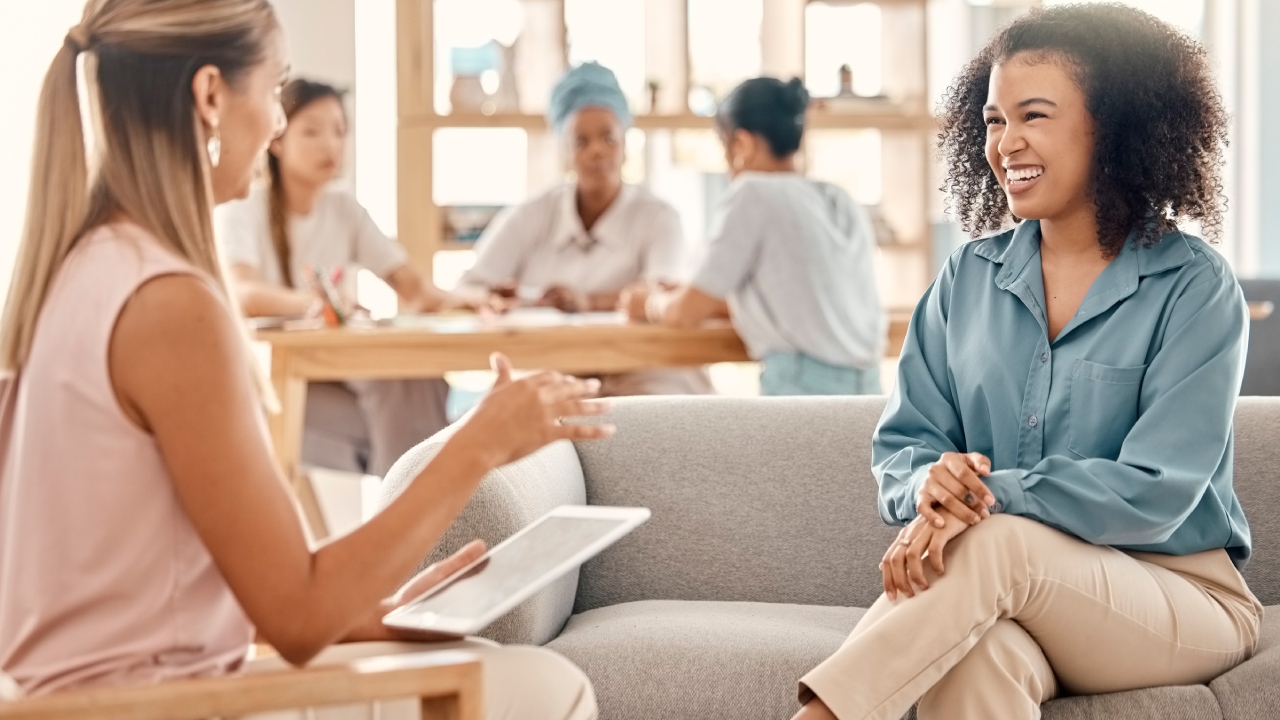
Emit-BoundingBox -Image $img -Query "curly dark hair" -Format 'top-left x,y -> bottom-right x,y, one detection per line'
937,3 -> 1228,257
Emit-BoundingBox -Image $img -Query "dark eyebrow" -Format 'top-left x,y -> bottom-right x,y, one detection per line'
983,98 -> 1058,112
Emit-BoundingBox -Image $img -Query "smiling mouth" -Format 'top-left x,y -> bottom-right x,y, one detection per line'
1006,165 -> 1044,190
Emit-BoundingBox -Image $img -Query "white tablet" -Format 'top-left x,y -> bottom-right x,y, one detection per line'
383,505 -> 650,636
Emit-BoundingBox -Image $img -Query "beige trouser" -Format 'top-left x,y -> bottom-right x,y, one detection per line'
800,515 -> 1263,720
305,379 -> 451,477
245,639 -> 596,720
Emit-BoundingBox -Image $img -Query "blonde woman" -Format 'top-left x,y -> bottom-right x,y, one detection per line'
0,2 -> 604,719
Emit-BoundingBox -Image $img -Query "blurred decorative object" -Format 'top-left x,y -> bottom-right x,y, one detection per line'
447,42 -> 519,115
838,64 -> 854,97
442,204 -> 505,245
448,44 -> 498,113
647,80 -> 661,113
436,0 -> 525,114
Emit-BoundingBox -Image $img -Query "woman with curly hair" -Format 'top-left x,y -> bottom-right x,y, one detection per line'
792,4 -> 1260,719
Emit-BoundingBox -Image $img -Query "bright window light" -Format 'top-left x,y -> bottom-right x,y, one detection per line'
688,0 -> 764,101
354,0 -> 398,237
0,2 -> 87,300
565,0 -> 646,112
806,130 -> 883,206
805,3 -> 883,98
432,128 -> 529,206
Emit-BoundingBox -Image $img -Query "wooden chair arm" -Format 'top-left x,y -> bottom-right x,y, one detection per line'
0,650 -> 482,720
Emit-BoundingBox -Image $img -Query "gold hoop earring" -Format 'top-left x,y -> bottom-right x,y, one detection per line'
207,130 -> 222,169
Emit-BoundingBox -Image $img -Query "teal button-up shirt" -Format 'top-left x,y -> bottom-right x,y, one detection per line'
874,221 -> 1252,568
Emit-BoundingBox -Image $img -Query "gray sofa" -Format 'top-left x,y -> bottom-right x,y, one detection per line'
380,396 -> 1280,720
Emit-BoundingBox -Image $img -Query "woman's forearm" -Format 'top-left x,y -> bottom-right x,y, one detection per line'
271,429 -> 495,662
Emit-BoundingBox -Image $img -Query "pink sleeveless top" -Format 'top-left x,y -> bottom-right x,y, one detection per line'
0,223 -> 254,696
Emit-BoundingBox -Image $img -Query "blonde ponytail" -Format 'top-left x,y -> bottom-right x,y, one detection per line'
0,39 -> 92,371
0,0 -> 277,381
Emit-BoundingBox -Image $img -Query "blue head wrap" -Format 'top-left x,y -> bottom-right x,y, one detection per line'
547,62 -> 632,134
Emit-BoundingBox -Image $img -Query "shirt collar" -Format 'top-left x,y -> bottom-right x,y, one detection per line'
973,219 -> 1198,342
551,184 -> 634,251
973,220 -> 1196,290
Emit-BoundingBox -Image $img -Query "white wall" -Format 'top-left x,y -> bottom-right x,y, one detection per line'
0,1 -> 90,299
271,0 -> 359,185
0,0 -> 364,303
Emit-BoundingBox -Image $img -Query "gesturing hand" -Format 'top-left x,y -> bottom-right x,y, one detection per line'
537,285 -> 587,313
880,510 -> 971,601
917,452 -> 995,528
454,353 -> 615,470
618,283 -> 653,322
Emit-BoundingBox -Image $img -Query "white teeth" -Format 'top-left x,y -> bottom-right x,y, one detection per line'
1007,166 -> 1044,183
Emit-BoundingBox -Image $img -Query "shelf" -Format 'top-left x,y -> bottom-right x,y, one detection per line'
403,111 -> 936,133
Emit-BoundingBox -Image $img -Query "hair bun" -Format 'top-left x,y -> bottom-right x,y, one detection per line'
784,77 -> 810,112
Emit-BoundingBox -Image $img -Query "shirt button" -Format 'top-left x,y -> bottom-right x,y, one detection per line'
1028,415 -> 1038,427
989,501 -> 1003,514
1040,352 -> 1049,363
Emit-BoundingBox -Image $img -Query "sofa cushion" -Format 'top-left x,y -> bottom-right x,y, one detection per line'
1209,606 -> 1280,720
549,600 -> 1228,720
547,600 -> 864,720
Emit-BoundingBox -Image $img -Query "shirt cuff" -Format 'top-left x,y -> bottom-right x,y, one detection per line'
894,465 -> 932,522
982,469 -> 1030,516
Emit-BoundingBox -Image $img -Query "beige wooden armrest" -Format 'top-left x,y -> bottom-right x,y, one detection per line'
0,650 -> 482,720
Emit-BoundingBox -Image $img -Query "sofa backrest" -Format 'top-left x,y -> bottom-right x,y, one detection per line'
574,396 -> 899,611
573,396 -> 1280,612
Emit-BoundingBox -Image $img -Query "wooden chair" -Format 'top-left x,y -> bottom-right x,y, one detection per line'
0,650 -> 482,720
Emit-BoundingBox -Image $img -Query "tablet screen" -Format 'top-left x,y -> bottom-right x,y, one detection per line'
401,516 -> 627,622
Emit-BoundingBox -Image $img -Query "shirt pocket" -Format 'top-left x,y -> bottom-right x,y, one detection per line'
1067,359 -> 1148,460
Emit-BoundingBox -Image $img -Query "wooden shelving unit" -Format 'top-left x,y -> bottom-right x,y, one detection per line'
395,0 -> 939,306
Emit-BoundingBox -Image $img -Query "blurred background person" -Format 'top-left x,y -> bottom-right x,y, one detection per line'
626,77 -> 886,396
459,62 -> 711,397
217,79 -> 463,475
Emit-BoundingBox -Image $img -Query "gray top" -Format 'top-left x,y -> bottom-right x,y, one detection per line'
692,173 -> 885,369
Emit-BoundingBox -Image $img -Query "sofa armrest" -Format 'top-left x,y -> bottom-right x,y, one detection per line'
0,651 -> 482,720
378,431 -> 587,645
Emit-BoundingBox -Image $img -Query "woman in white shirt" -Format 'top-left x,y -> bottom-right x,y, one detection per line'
625,77 -> 886,396
217,79 -> 459,475
458,62 -> 710,397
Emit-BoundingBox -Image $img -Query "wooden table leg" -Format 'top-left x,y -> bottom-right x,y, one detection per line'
268,348 -> 327,540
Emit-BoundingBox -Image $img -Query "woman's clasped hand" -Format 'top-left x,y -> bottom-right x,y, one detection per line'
880,451 -> 995,601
